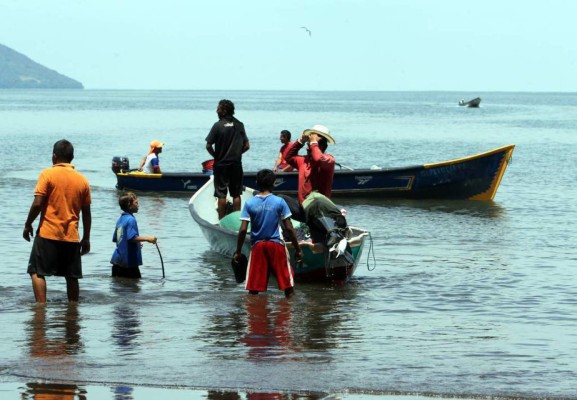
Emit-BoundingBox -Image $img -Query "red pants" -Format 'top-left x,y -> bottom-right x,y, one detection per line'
245,241 -> 294,292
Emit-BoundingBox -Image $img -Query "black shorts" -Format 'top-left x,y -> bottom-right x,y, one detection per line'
213,164 -> 243,198
27,236 -> 82,278
111,264 -> 142,279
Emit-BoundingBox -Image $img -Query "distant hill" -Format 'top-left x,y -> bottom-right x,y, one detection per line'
0,43 -> 83,89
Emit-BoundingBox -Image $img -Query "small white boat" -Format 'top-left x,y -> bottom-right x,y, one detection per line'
188,177 -> 370,283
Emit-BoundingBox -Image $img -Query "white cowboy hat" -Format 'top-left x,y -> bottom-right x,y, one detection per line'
303,124 -> 336,144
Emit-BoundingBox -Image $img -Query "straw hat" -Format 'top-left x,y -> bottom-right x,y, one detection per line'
303,124 -> 336,144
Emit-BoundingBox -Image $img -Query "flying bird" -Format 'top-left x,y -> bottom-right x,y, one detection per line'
301,26 -> 312,37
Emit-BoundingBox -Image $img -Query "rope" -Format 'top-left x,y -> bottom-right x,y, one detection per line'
365,232 -> 376,271
155,242 -> 165,278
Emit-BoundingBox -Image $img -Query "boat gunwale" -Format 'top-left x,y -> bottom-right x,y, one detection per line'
116,145 -> 515,179
423,144 -> 515,169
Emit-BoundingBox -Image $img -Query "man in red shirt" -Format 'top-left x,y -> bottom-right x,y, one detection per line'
273,130 -> 294,173
284,124 -> 336,204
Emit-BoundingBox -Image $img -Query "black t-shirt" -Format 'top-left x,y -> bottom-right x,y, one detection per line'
205,116 -> 248,166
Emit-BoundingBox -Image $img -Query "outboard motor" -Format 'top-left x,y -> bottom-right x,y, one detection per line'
302,192 -> 354,276
111,156 -> 130,174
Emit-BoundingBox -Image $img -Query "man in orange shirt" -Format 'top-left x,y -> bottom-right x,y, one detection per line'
23,139 -> 92,303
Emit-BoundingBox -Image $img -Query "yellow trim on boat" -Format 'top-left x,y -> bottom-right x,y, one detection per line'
117,172 -> 163,179
423,144 -> 515,169
469,145 -> 515,200
424,144 -> 515,201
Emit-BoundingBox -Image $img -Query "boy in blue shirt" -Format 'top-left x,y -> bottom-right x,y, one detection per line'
111,192 -> 157,278
234,169 -> 303,298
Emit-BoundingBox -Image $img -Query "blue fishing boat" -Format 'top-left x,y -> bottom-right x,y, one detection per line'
113,144 -> 515,200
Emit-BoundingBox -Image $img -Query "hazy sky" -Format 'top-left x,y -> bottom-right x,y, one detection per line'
3,0 -> 577,91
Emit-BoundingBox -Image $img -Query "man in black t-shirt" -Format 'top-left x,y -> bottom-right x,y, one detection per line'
206,99 -> 250,219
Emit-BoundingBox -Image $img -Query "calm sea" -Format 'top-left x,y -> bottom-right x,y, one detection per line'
1,90 -> 576,399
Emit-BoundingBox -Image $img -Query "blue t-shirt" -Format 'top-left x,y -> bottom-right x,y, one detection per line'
110,212 -> 142,268
240,194 -> 292,244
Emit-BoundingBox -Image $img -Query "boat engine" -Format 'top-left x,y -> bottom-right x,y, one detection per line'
279,192 -> 354,277
111,156 -> 130,174
302,192 -> 354,275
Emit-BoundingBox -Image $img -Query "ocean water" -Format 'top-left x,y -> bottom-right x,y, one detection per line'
1,90 -> 576,399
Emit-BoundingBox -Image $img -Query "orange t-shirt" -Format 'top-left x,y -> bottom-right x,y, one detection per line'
35,163 -> 91,242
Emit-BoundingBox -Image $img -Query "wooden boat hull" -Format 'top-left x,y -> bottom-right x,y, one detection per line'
188,177 -> 369,283
116,144 -> 515,201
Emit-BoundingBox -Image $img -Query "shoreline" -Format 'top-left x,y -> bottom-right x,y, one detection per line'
0,379 -> 523,400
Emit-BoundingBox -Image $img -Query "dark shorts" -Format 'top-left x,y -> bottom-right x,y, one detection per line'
27,236 -> 82,278
213,164 -> 243,198
112,264 -> 142,279
277,194 -> 324,243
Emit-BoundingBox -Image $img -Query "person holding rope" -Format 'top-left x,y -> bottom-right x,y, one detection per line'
110,192 -> 157,279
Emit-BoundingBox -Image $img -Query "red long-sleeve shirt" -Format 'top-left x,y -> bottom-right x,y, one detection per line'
285,140 -> 335,203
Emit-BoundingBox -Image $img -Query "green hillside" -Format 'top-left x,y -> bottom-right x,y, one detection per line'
0,43 -> 83,89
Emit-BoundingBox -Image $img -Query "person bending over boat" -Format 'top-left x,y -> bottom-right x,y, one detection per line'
206,99 -> 250,220
138,140 -> 163,174
273,129 -> 294,172
233,169 -> 303,298
110,192 -> 157,279
284,124 -> 336,204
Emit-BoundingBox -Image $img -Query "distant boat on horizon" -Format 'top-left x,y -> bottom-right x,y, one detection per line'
459,97 -> 481,108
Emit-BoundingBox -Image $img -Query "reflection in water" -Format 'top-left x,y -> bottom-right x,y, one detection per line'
22,382 -> 87,400
112,303 -> 141,350
110,275 -> 141,295
201,286 -> 360,366
201,251 -> 239,291
207,390 -> 323,399
207,391 -> 242,400
108,279 -> 139,399
111,385 -> 134,400
290,288 -> 359,358
241,295 -> 298,361
24,305 -> 85,399
17,385 -> 326,400
111,279 -> 142,352
28,303 -> 83,358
